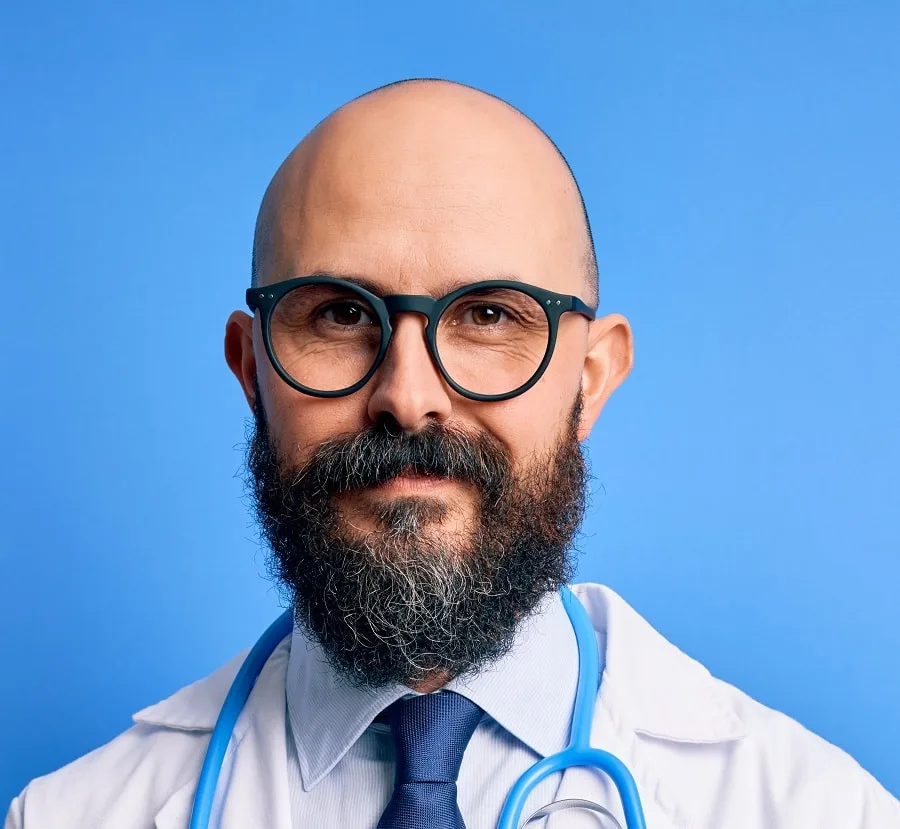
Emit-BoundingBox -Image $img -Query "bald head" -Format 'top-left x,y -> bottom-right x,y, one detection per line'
251,79 -> 598,305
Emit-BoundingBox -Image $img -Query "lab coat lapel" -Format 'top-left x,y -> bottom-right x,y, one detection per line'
153,637 -> 293,829
542,584 -> 747,829
217,651 -> 293,829
543,712 -> 684,829
153,779 -> 196,829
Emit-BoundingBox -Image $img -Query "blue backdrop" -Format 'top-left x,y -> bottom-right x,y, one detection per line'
2,0 -> 898,808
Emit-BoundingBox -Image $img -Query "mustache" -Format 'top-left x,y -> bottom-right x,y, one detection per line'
286,418 -> 512,498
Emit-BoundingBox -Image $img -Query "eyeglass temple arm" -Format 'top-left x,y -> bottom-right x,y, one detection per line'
571,296 -> 597,320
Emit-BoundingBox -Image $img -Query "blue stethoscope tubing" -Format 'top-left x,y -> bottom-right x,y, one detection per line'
495,588 -> 646,829
189,608 -> 293,828
189,586 -> 647,829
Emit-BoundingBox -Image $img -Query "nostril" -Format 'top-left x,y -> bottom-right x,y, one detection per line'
377,412 -> 404,438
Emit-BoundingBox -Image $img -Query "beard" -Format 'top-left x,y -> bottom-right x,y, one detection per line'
246,385 -> 589,689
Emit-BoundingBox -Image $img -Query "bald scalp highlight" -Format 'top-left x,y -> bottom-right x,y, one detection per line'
250,78 -> 598,307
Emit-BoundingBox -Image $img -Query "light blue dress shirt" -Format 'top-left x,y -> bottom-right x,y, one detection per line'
284,590 -> 605,828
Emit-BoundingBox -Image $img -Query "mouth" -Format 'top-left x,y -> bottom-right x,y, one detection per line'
370,466 -> 453,493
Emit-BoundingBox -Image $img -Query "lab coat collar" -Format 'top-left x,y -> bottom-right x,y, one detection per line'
573,583 -> 747,744
133,647 -> 253,732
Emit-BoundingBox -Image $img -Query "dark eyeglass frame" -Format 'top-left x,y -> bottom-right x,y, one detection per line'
246,276 -> 597,402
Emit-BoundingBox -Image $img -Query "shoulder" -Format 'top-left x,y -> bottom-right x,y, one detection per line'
5,647 -> 254,829
6,722 -> 207,829
719,679 -> 900,824
571,582 -> 900,828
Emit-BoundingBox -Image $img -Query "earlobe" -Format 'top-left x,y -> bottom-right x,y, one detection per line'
224,310 -> 259,412
578,314 -> 634,440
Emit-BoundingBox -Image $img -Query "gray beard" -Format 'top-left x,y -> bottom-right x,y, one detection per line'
246,391 -> 589,688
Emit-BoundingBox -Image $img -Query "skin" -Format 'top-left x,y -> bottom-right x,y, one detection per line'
225,80 -> 634,690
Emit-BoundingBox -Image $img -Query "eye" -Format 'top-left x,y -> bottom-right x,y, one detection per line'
463,304 -> 508,326
322,301 -> 375,326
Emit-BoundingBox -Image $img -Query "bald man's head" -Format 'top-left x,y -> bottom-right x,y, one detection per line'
227,79 -> 634,690
250,79 -> 598,306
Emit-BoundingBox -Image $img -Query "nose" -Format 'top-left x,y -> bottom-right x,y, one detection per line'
366,312 -> 453,432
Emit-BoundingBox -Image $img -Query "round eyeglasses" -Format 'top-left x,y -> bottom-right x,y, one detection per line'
246,276 -> 597,402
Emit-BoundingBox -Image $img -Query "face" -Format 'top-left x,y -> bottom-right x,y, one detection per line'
226,84 -> 633,688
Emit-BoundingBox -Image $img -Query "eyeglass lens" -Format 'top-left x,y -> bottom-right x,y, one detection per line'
268,283 -> 551,396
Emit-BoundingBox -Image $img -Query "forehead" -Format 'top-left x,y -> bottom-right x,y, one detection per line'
257,97 -> 587,298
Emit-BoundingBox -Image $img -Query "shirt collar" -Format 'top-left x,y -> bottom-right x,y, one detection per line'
284,590 -> 580,790
130,584 -> 745,762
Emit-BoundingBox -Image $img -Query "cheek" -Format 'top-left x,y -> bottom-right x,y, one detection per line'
487,387 -> 577,468
254,318 -> 374,464
465,334 -> 584,467
529,371 -> 582,453
260,372 -> 369,466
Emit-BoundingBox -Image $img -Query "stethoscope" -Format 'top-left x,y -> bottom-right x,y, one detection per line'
189,586 -> 647,829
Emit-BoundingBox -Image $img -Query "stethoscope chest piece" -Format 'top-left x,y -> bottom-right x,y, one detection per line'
522,798 -> 624,827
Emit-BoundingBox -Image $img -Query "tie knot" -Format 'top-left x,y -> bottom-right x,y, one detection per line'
385,691 -> 483,784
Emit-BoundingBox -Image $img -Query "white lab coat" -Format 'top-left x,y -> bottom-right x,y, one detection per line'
6,584 -> 900,828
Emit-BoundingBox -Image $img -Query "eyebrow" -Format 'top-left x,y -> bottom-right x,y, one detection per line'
300,269 -> 525,297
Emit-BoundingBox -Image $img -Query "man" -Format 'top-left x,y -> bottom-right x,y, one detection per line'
6,79 -> 898,829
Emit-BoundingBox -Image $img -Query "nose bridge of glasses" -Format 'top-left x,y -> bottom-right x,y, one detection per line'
375,294 -> 448,400
381,293 -> 439,323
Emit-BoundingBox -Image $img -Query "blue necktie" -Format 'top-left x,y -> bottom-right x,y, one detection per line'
376,691 -> 484,829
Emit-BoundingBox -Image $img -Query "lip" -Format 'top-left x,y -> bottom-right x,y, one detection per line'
371,472 -> 452,493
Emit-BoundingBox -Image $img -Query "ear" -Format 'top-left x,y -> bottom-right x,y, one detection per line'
577,313 -> 634,441
224,310 -> 259,412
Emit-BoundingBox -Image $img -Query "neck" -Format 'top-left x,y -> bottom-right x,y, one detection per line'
407,670 -> 453,694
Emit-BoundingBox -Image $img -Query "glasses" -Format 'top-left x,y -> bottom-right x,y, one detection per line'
246,276 -> 596,402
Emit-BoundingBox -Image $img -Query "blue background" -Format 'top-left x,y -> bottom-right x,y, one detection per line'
2,0 -> 898,808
